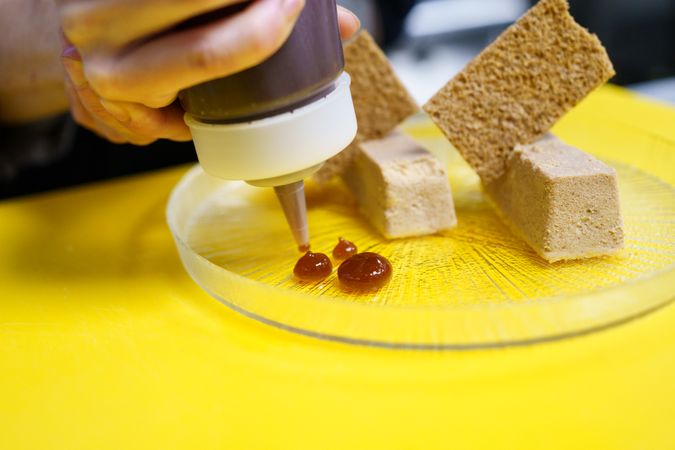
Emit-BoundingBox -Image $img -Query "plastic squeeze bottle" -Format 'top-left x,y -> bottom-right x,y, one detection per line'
179,0 -> 357,250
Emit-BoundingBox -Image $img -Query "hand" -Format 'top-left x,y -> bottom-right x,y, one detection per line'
58,0 -> 361,145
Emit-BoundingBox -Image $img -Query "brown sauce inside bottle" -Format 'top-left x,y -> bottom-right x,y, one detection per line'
294,251 -> 332,281
337,252 -> 392,291
178,0 -> 344,123
332,237 -> 357,260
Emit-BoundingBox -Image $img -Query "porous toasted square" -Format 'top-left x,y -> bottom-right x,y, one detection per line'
423,0 -> 615,183
314,30 -> 418,183
342,132 -> 457,239
485,135 -> 624,262
313,141 -> 360,184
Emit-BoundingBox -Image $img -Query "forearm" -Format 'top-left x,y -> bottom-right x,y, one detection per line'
0,0 -> 68,123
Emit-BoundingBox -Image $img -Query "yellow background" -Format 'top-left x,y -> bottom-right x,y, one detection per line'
1,86 -> 674,449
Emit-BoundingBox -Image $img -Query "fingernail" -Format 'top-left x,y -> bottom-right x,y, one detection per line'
100,100 -> 131,123
61,45 -> 81,61
280,0 -> 304,18
339,7 -> 361,29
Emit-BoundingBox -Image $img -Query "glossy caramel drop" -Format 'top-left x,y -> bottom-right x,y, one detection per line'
337,252 -> 392,291
332,237 -> 357,260
293,251 -> 332,281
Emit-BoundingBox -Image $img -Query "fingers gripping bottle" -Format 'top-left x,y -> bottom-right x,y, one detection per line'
179,0 -> 357,250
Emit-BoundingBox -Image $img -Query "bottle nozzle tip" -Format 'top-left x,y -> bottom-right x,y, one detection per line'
274,181 -> 310,251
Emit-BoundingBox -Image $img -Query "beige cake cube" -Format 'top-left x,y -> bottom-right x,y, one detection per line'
314,30 -> 419,183
485,135 -> 624,262
342,132 -> 457,239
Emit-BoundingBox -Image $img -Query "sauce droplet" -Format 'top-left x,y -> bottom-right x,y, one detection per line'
298,243 -> 311,253
337,252 -> 392,291
293,251 -> 332,281
332,237 -> 358,260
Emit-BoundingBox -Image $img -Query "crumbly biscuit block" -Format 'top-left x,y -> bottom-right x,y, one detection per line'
313,141 -> 360,184
342,132 -> 457,239
314,30 -> 418,183
485,135 -> 624,262
423,0 -> 615,182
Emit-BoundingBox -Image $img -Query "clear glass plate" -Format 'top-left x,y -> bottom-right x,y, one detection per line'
167,122 -> 675,349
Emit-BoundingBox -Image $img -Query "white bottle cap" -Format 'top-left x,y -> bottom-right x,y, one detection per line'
185,73 -> 357,185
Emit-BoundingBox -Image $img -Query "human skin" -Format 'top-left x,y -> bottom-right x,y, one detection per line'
0,0 -> 360,145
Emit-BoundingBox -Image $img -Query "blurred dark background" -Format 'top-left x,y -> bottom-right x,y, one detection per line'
564,0 -> 675,84
2,0 -> 674,199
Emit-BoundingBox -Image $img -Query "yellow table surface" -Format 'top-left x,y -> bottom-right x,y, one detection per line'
1,86 -> 674,450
